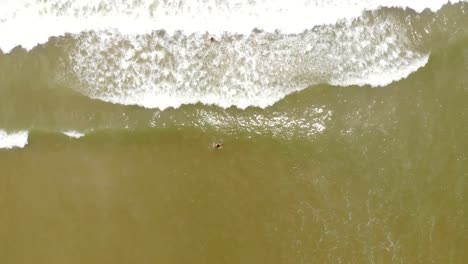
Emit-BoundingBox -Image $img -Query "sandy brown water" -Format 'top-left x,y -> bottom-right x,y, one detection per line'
0,3 -> 468,264
0,94 -> 466,264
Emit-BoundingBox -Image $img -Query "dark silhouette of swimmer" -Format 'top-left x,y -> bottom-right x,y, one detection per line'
210,37 -> 218,43
214,143 -> 222,149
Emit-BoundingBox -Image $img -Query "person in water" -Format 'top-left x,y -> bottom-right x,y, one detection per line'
214,143 -> 222,149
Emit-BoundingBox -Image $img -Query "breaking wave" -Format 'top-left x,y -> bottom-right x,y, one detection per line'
0,130 -> 29,149
62,131 -> 86,139
1,0 -> 465,110
0,0 -> 464,52
65,16 -> 429,109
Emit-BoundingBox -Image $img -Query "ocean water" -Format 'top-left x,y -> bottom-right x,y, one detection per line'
0,0 -> 467,263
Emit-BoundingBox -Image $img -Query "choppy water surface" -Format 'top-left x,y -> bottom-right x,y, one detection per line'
0,0 -> 467,263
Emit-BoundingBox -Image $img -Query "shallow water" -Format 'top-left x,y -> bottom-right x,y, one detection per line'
0,1 -> 467,263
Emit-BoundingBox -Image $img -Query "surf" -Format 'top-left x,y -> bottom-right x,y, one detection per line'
0,0 -> 465,53
64,13 -> 430,110
0,130 -> 29,149
1,1 -> 466,111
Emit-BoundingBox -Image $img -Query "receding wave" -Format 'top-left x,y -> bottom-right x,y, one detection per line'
0,130 -> 29,149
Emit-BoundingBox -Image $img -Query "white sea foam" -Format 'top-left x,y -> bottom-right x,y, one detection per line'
0,130 -> 29,149
0,0 -> 464,53
66,14 -> 430,110
2,0 -> 459,110
63,131 -> 85,139
331,54 -> 430,87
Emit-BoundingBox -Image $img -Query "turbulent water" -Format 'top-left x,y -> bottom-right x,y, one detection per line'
0,0 -> 467,263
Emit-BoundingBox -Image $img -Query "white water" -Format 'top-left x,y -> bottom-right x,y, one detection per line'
0,0 -> 463,52
1,0 -> 461,110
331,54 -> 430,87
0,130 -> 29,149
66,15 -> 429,109
63,131 -> 85,139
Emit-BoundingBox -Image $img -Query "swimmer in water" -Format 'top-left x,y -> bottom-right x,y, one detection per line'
213,143 -> 222,149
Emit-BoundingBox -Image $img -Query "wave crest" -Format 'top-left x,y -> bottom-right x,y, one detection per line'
0,130 -> 29,149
